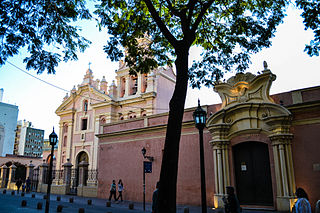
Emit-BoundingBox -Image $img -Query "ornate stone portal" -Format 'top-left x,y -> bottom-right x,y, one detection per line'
207,62 -> 296,211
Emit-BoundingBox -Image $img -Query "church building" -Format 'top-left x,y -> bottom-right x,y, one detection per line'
54,58 -> 320,212
54,60 -> 176,195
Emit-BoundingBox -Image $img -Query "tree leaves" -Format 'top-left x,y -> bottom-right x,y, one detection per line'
0,0 -> 91,74
296,0 -> 320,56
95,0 -> 290,87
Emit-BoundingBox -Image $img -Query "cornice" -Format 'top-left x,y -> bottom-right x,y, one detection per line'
56,109 -> 76,116
159,71 -> 176,83
97,120 -> 195,139
286,100 -> 320,111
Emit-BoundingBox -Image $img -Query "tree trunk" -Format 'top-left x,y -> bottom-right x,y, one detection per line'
158,45 -> 190,213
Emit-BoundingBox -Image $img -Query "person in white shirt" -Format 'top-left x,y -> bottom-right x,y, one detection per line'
116,179 -> 124,201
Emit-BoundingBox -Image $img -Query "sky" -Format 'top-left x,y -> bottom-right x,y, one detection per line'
1,5 -> 320,139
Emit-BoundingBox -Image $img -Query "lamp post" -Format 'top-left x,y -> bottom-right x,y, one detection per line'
141,147 -> 153,211
45,128 -> 58,213
193,99 -> 207,213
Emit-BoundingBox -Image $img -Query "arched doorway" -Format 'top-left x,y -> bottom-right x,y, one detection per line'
207,70 -> 296,211
70,151 -> 89,195
76,151 -> 89,165
233,142 -> 273,206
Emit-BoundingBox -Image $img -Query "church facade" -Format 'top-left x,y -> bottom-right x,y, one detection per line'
96,64 -> 320,212
54,61 -> 176,195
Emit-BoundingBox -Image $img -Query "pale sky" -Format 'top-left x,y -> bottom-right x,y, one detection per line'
0,5 -> 320,138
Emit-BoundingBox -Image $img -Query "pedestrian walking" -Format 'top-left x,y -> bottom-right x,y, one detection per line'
15,178 -> 22,194
116,179 -> 124,201
292,187 -> 312,213
108,180 -> 117,201
152,181 -> 160,213
26,177 -> 31,193
223,186 -> 241,213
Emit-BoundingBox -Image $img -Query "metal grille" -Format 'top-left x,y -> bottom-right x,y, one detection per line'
87,169 -> 98,185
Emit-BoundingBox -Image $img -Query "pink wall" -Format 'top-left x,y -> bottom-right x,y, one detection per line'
98,125 -> 215,206
291,122 -> 320,210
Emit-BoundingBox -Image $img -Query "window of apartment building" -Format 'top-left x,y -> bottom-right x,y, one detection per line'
81,118 -> 88,130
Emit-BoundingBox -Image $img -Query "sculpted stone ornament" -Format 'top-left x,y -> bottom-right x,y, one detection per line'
214,61 -> 276,108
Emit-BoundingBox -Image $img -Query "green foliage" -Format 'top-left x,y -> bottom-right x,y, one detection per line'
296,0 -> 320,56
0,0 -> 92,74
95,0 -> 289,87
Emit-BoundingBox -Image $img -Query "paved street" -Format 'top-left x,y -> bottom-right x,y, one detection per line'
0,189 -> 280,213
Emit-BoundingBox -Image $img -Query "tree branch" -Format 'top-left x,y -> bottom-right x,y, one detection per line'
143,0 -> 178,48
191,0 -> 215,34
186,0 -> 197,26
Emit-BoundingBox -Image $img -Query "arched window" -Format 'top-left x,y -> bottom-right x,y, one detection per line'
63,123 -> 68,134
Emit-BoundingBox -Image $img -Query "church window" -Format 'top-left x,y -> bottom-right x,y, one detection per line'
81,118 -> 88,130
120,77 -> 126,97
100,116 -> 106,125
63,123 -> 68,134
130,76 -> 138,95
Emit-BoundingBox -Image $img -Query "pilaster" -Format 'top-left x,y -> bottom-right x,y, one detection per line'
6,164 -> 16,190
208,124 -> 231,209
0,165 -> 8,188
269,133 -> 296,211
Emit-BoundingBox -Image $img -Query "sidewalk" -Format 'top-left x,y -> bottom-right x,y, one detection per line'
0,189 -> 280,213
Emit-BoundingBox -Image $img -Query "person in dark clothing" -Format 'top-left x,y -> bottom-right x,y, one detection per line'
108,180 -> 117,201
152,181 -> 160,213
26,177 -> 31,193
15,178 -> 22,194
223,186 -> 241,213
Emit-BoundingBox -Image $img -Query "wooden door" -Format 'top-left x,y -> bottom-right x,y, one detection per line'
233,142 -> 273,206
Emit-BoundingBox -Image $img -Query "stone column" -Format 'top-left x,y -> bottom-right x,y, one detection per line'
0,165 -> 8,188
37,160 -> 48,192
7,164 -> 17,190
63,159 -> 73,185
78,161 -> 89,187
137,73 -> 142,95
208,124 -> 231,209
124,76 -> 130,97
26,161 -> 35,179
269,133 -> 296,212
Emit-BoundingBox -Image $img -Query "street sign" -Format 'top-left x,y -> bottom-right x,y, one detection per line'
144,161 -> 152,173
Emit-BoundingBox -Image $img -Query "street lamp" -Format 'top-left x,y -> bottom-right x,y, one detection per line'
45,128 -> 58,213
141,147 -> 153,211
193,99 -> 207,213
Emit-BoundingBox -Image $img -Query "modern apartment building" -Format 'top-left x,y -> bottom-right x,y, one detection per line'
0,88 -> 19,157
15,120 -> 44,157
